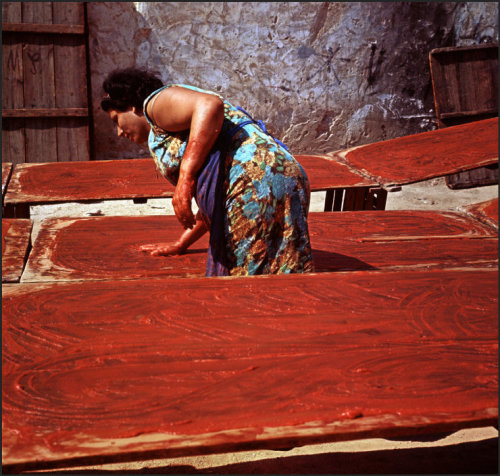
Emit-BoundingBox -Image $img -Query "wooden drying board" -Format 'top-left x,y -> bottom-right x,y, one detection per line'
296,154 -> 377,190
2,269 -> 498,471
3,155 -> 376,206
21,210 -> 498,282
329,117 -> 498,188
2,218 -> 32,282
462,198 -> 498,230
4,159 -> 174,205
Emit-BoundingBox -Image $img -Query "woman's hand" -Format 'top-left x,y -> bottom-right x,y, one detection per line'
140,242 -> 186,256
172,173 -> 197,229
140,218 -> 208,257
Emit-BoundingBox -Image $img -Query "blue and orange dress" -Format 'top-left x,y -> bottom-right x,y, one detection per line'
143,84 -> 313,276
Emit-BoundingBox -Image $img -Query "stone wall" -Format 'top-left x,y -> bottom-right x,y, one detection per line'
87,2 -> 498,160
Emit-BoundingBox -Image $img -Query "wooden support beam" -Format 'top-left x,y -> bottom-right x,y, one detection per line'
2,22 -> 85,35
2,108 -> 88,118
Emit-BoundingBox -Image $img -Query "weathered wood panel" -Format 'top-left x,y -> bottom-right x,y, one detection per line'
2,2 -> 90,164
2,218 -> 32,282
2,2 -> 22,22
2,269 -> 498,470
2,28 -> 26,164
429,44 -> 498,128
462,198 -> 498,230
21,211 -> 497,282
429,44 -> 498,189
330,118 -> 498,187
3,156 -> 372,206
53,5 -> 88,163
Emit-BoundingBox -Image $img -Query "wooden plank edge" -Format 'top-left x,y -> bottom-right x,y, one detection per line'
10,263 -> 500,286
3,108 -> 89,118
430,43 -> 499,55
2,408 -> 497,472
2,22 -> 85,35
439,109 -> 498,120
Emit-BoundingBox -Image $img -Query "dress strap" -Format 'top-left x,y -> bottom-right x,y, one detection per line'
143,85 -> 170,127
229,106 -> 290,151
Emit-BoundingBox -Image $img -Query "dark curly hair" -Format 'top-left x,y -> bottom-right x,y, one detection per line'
101,67 -> 164,112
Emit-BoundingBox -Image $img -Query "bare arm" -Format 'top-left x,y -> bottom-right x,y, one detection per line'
140,213 -> 208,256
147,86 -> 224,229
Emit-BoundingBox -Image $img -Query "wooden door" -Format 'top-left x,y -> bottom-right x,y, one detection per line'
2,2 -> 91,164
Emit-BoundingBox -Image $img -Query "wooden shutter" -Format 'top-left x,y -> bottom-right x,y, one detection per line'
2,2 -> 91,164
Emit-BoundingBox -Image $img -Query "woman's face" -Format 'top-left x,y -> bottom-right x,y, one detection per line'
108,107 -> 150,145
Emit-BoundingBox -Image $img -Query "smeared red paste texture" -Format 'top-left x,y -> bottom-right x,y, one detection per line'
6,155 -> 372,207
464,198 -> 498,229
22,211 -> 498,282
296,155 -> 377,189
5,159 -> 174,204
2,218 -> 32,282
2,269 -> 498,466
333,117 -> 498,185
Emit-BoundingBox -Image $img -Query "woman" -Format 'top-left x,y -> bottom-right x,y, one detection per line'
101,68 -> 313,276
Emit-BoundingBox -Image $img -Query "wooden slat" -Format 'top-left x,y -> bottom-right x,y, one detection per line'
4,159 -> 174,205
330,118 -> 498,188
21,2 -> 53,24
2,23 -> 85,35
2,108 -> 88,118
2,119 -> 25,165
1,2 -> 22,22
2,218 -> 32,282
2,28 -> 26,164
23,32 -> 58,163
52,2 -> 84,25
21,211 -> 498,283
2,269 -> 497,470
54,29 -> 89,162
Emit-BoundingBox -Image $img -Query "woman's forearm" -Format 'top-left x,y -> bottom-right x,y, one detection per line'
175,217 -> 208,251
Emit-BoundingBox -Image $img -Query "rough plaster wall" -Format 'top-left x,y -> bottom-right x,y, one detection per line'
87,2 -> 498,160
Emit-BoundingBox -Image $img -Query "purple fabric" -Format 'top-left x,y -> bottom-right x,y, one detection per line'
195,141 -> 230,276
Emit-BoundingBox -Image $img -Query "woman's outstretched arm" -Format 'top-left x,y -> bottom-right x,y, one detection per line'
146,86 -> 224,229
140,213 -> 208,256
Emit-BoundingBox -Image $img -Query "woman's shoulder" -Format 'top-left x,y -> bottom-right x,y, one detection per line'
170,84 -> 225,102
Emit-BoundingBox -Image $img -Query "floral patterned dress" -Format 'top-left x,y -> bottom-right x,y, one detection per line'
144,84 -> 314,276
